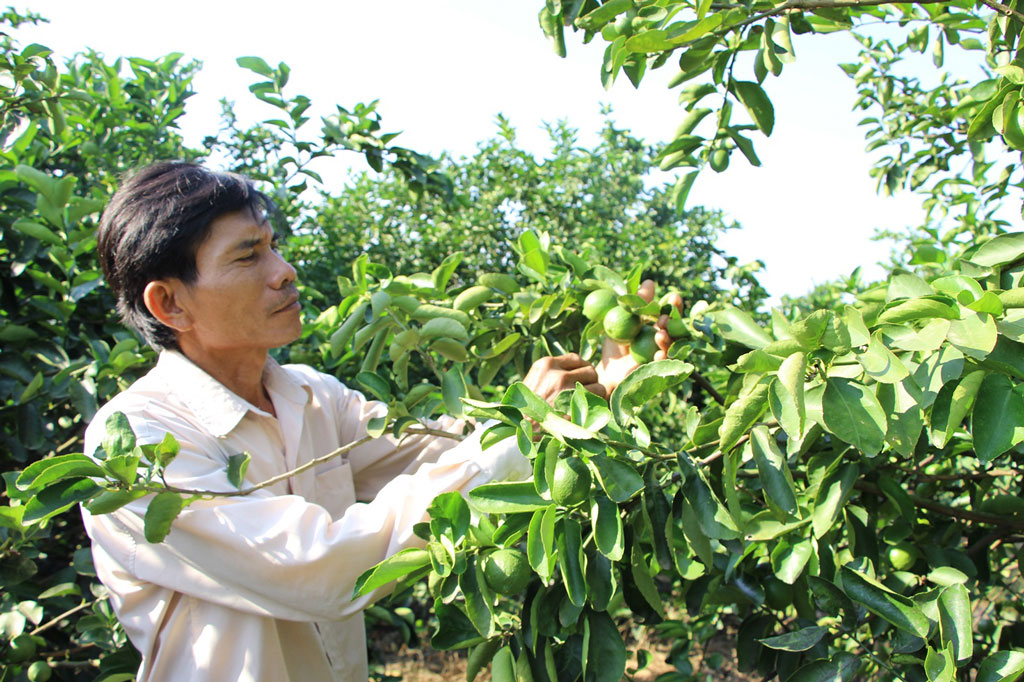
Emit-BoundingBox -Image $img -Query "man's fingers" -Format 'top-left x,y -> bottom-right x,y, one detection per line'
563,365 -> 600,386
655,328 -> 672,352
654,350 -> 668,361
663,292 -> 684,314
638,279 -> 656,303
584,382 -> 608,398
550,352 -> 588,370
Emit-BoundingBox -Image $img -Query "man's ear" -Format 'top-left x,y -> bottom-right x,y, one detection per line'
143,280 -> 192,332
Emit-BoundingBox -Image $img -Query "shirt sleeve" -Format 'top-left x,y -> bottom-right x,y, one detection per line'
82,406 -> 530,624
323,374 -> 491,501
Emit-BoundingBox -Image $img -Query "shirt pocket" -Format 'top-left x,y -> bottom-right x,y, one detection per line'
314,459 -> 356,520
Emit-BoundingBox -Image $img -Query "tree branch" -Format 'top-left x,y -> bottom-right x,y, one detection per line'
30,600 -> 97,637
856,480 -> 1024,530
978,0 -> 1024,23
140,423 -> 465,499
720,0 -> 976,36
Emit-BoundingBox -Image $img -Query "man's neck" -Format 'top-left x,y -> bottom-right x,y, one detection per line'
176,341 -> 276,415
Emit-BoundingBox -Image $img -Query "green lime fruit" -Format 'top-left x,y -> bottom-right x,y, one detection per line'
666,318 -> 687,338
551,457 -> 592,506
583,289 -> 617,322
27,661 -> 51,682
764,577 -> 793,610
483,548 -> 532,596
888,542 -> 920,571
7,634 -> 36,663
629,326 -> 658,364
603,306 -> 642,342
710,148 -> 730,173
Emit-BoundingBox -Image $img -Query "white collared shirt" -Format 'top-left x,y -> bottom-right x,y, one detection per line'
81,350 -> 528,682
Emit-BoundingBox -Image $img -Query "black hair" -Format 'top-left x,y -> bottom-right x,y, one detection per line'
97,161 -> 273,350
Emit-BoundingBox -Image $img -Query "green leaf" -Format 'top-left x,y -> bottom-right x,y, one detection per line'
679,454 -> 740,539
822,378 -> 887,456
840,566 -> 931,637
490,645 -> 516,682
152,432 -> 181,468
876,296 -> 959,324
971,372 -> 1024,462
772,352 -> 807,438
812,463 -> 858,538
926,644 -> 956,682
469,481 -> 548,514
420,316 -> 469,342
593,494 -> 624,561
609,359 -> 692,426
442,366 -> 467,418
23,477 -> 103,524
856,334 -> 909,384
225,453 -> 250,490
589,455 -> 644,503
236,55 -> 275,77
750,426 -> 798,517
970,232 -> 1024,267
429,597 -> 484,651
461,556 -> 496,637
586,610 -> 628,682
15,454 -> 107,491
353,548 -> 431,597
938,583 -> 972,665
711,306 -> 772,348
432,252 -> 463,290
930,370 -> 985,449
732,81 -> 775,135
947,310 -> 997,360
771,536 -> 813,584
356,371 -> 392,402
102,454 -> 140,487
719,381 -> 770,453
143,491 -> 186,543
527,505 -> 557,581
558,517 -> 587,607
628,535 -> 665,617
977,651 -> 1024,682
787,652 -> 859,682
12,218 -> 61,245
759,625 -> 827,652
84,489 -> 148,515
102,411 -> 136,458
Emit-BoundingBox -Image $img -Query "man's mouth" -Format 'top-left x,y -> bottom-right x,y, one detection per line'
275,293 -> 300,313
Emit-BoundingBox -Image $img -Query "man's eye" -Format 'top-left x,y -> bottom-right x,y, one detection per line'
238,253 -> 257,262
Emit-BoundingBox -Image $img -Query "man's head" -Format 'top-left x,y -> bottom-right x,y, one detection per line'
98,162 -> 276,350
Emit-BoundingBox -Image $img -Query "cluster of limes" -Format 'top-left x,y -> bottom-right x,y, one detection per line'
582,288 -> 684,364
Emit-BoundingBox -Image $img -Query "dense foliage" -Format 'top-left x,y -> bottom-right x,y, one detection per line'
0,10 -> 754,680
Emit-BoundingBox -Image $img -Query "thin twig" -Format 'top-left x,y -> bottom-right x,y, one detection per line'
691,370 -> 725,406
978,0 -> 1024,22
719,0 -> 971,36
30,600 -> 97,637
857,480 -> 1024,530
138,424 -> 464,499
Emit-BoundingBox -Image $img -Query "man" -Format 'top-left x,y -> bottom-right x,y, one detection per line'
84,161 -> 677,682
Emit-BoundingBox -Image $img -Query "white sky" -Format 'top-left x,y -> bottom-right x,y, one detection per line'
17,1 -> 994,303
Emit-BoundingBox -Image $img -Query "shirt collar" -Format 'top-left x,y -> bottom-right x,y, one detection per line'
155,350 -> 311,438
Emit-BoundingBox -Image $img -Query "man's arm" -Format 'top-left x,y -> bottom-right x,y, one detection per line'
82,408 -> 527,624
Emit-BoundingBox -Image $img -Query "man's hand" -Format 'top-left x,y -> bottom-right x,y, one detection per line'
523,353 -> 606,405
596,280 -> 684,396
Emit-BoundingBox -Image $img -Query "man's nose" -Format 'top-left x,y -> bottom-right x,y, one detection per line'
272,250 -> 298,287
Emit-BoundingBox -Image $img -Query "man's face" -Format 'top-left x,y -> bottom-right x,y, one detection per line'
174,209 -> 301,355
